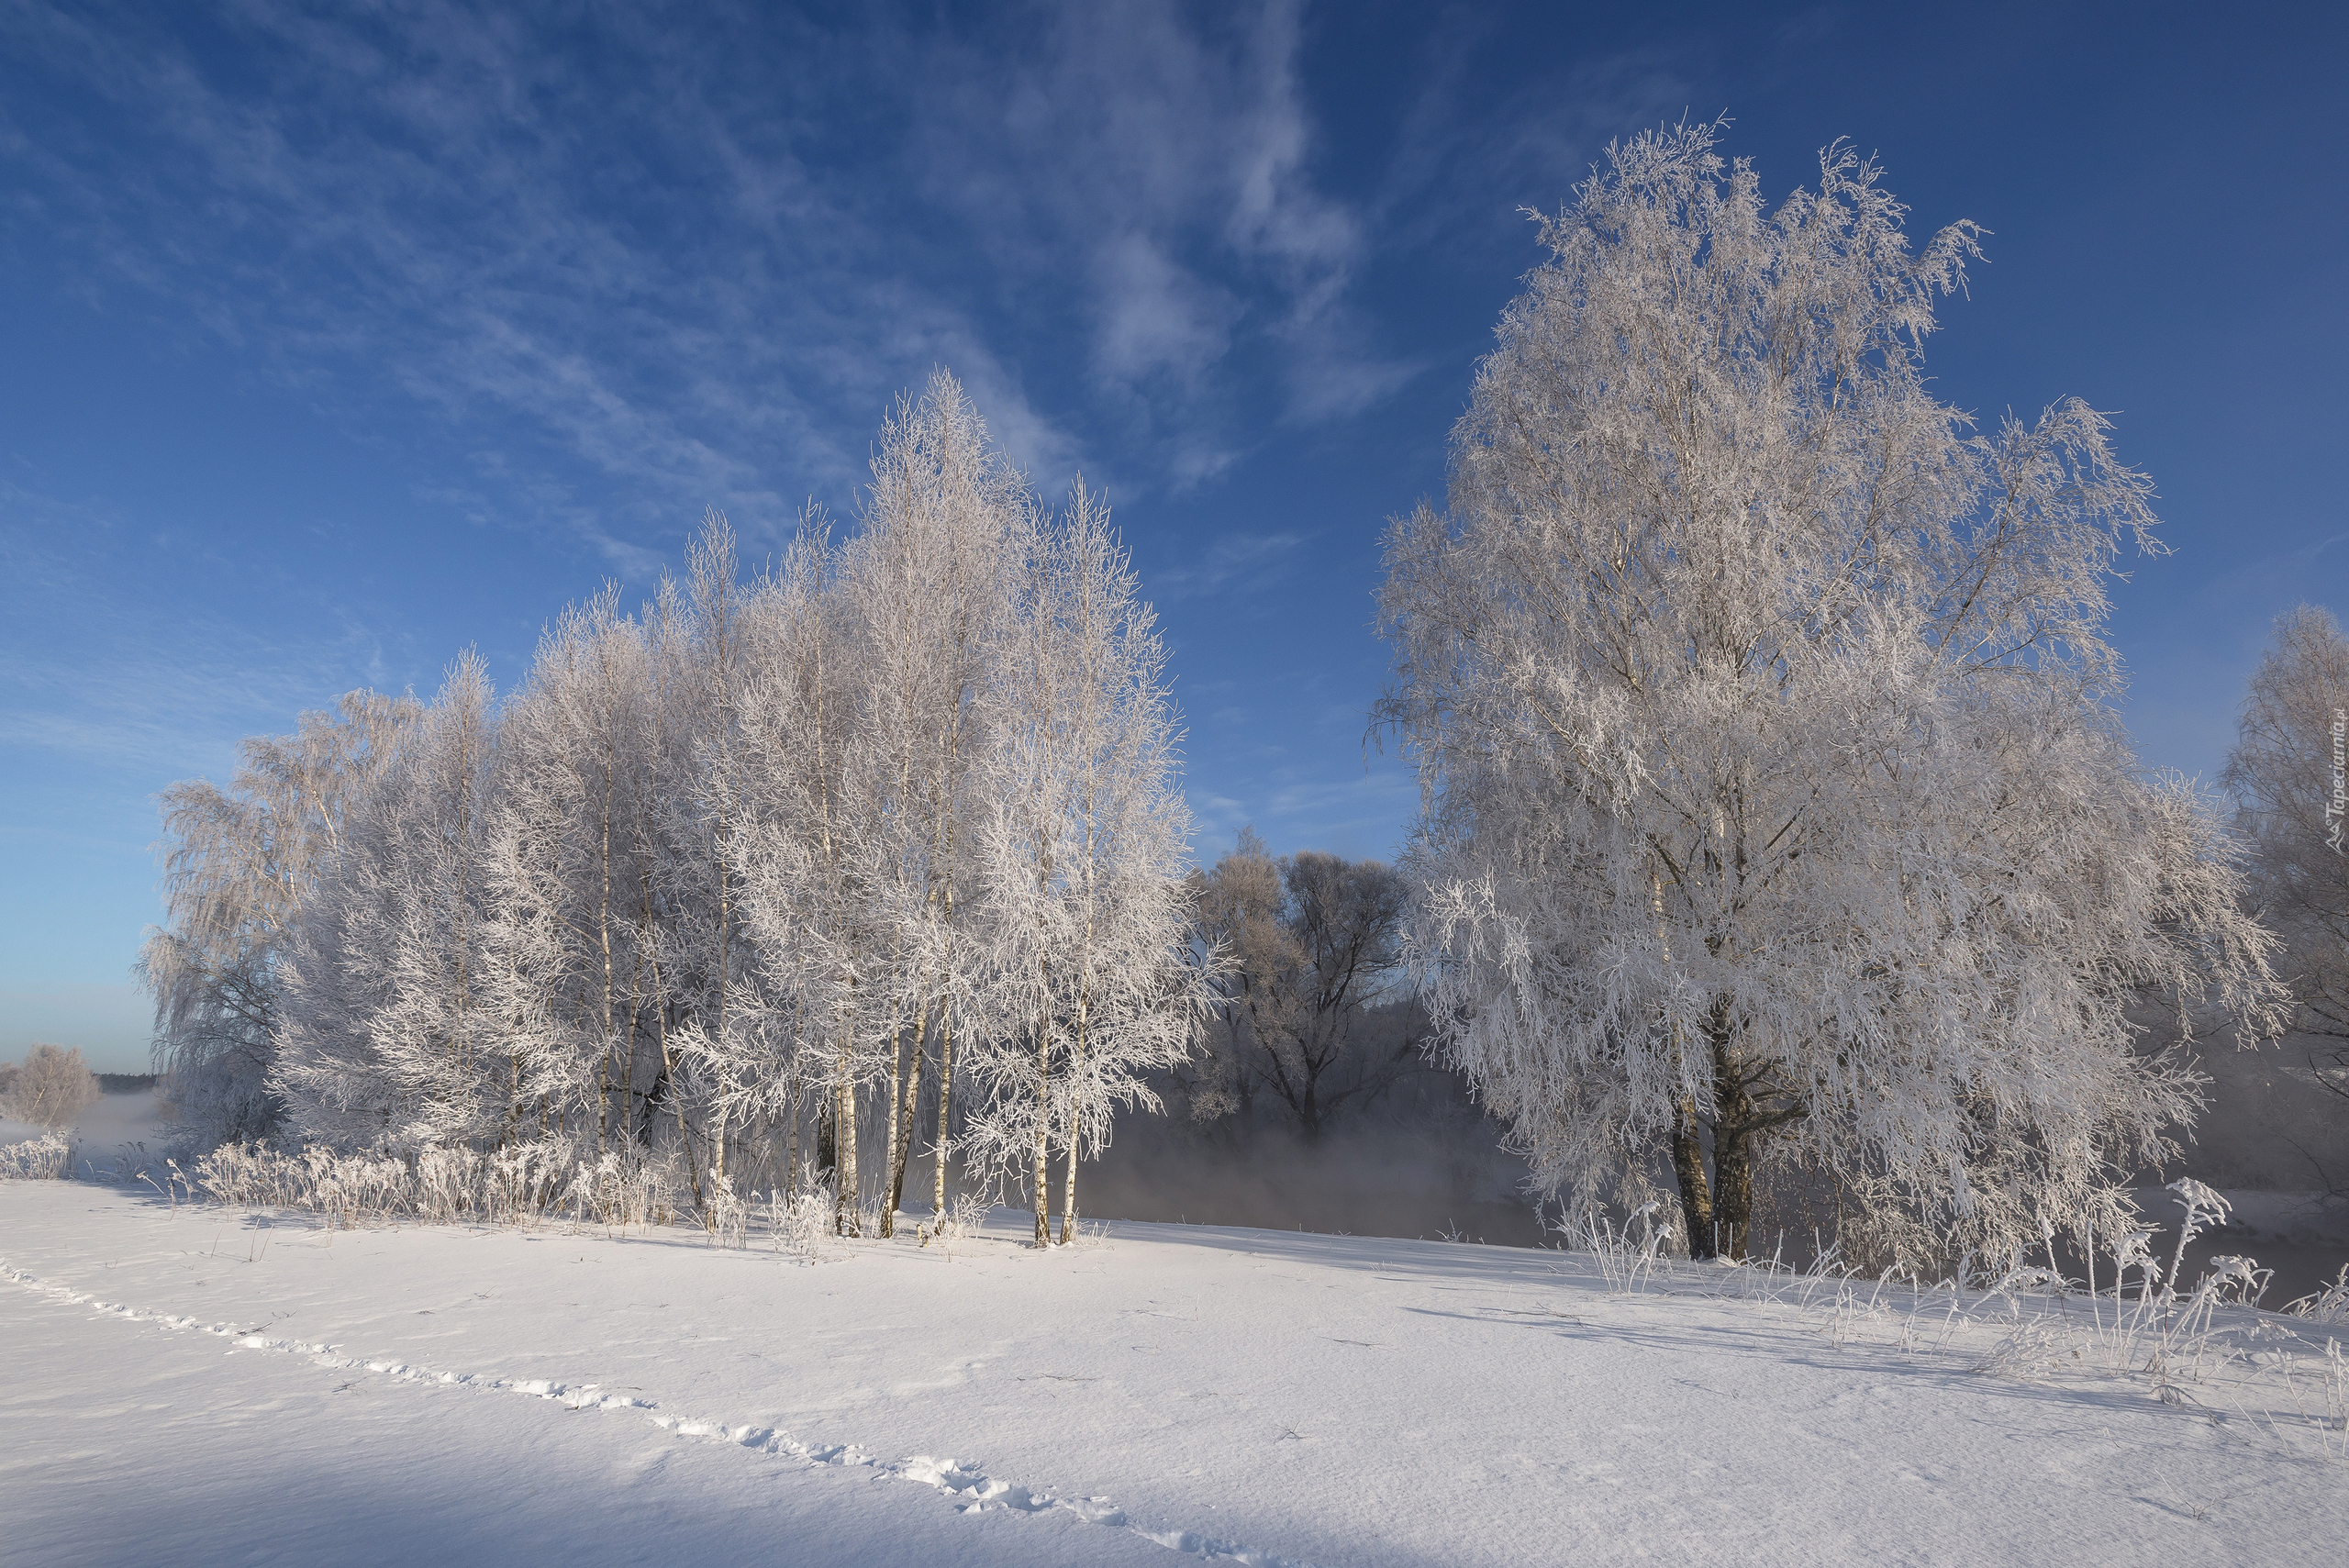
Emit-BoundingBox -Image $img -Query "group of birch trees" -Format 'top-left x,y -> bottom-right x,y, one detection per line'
145,373 -> 1201,1242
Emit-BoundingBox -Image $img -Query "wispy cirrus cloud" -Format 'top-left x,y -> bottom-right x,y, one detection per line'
2,4 -> 1069,555
1186,762 -> 1421,863
0,0 -> 1446,562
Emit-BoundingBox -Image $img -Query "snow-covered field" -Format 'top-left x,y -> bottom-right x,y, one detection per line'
6,1171 -> 2346,1568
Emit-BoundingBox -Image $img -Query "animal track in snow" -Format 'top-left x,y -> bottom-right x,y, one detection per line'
1,1258 -> 1315,1567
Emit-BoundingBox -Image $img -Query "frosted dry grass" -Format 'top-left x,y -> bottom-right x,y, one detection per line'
1,1132 -> 71,1180
1059,1217 -> 1114,1252
2288,1263 -> 2349,1327
81,1140 -> 171,1187
1820,1270 -> 2343,1464
180,1139 -> 881,1262
703,1182 -> 751,1250
191,1140 -> 705,1238
1531,1177 -> 2340,1466
2272,1337 -> 2349,1464
1554,1200 -> 1676,1295
566,1150 -> 685,1235
953,1187 -> 990,1237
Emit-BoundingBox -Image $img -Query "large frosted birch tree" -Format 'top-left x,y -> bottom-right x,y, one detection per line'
479,587 -> 661,1151
1377,123 -> 2286,1267
723,516 -> 875,1229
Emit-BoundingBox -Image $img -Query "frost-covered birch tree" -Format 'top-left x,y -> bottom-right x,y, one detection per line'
1376,122 -> 2287,1268
665,520 -> 759,1188
843,372 -> 1024,1233
1039,483 -> 1197,1241
276,653 -> 505,1149
480,587 -> 660,1150
969,482 -> 1201,1245
724,515 -> 878,1229
968,495 -> 1077,1245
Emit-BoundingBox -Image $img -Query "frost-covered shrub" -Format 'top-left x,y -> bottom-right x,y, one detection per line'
771,1181 -> 838,1260
1,1131 -> 72,1180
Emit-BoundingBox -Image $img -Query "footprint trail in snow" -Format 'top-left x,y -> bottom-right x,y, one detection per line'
0,1260 -> 1312,1568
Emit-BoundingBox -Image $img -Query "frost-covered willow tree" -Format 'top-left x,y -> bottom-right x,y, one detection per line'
1375,122 -> 2286,1267
138,691 -> 418,1146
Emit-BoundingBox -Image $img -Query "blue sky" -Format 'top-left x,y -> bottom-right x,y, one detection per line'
5,1 -> 2343,1070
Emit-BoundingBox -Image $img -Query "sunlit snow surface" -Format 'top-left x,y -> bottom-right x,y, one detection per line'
5,1179 -> 2345,1567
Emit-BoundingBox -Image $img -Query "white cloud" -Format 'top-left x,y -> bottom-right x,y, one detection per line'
1093,232 -> 1241,387
900,0 -> 1405,444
